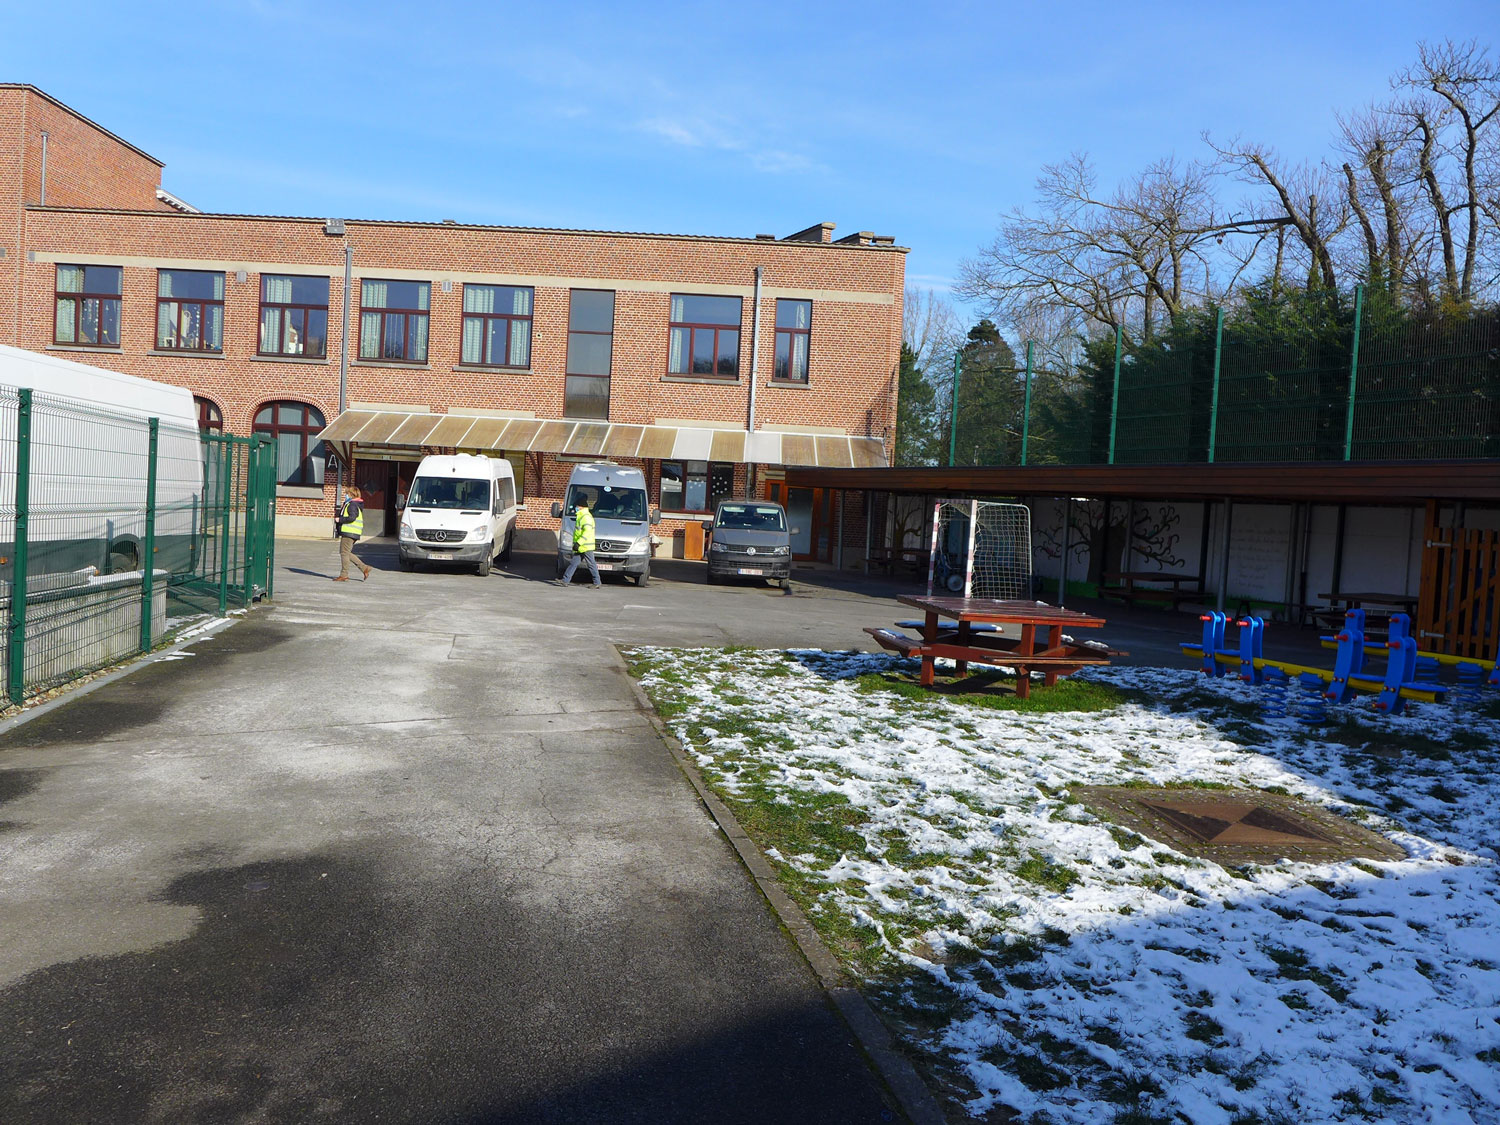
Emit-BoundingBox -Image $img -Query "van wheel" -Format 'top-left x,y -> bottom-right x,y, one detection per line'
635,568 -> 649,588
476,556 -> 492,577
499,530 -> 513,564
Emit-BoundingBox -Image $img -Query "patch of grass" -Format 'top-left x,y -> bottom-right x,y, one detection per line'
1106,826 -> 1146,850
852,669 -> 1123,713
1183,1010 -> 1225,1044
1015,851 -> 1080,893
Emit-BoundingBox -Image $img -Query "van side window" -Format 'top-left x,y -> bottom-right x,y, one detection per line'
497,479 -> 515,511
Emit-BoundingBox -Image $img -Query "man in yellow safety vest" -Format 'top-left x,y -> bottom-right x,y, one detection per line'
557,493 -> 601,589
335,485 -> 372,582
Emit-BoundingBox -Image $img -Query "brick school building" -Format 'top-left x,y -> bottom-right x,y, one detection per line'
1,84 -> 903,558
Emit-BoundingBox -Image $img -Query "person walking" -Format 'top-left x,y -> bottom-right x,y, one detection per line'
557,493 -> 601,589
335,485 -> 372,582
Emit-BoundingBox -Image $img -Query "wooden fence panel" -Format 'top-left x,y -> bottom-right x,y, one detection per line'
1418,503 -> 1500,657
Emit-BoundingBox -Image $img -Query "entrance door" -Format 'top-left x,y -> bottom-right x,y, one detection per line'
768,483 -> 831,562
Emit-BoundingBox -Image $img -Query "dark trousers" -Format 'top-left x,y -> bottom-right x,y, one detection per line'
562,550 -> 600,586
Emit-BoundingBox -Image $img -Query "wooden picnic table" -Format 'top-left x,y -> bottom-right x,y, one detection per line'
1099,570 -> 1204,609
864,595 -> 1113,698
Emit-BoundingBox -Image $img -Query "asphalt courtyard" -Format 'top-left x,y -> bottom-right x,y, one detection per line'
0,537 -> 1242,1123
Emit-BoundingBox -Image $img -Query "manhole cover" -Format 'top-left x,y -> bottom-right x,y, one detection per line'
1075,787 -> 1405,864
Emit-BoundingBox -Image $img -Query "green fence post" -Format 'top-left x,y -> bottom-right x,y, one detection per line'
1020,340 -> 1034,466
1107,325 -> 1123,465
1207,307 -> 1224,464
265,444 -> 277,601
218,439 -> 232,616
1342,283 -> 1365,461
947,350 -> 962,467
140,417 -> 159,653
8,388 -> 32,703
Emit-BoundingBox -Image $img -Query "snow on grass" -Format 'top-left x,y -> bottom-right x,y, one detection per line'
626,647 -> 1500,1125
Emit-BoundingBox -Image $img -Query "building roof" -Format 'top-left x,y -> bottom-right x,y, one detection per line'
22,204 -> 908,251
0,83 -> 164,167
783,461 -> 1500,504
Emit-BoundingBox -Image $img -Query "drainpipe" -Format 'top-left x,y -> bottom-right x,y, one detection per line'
747,266 -> 762,432
39,131 -> 49,205
337,240 -> 352,507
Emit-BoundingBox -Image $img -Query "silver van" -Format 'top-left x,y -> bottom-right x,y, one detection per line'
702,499 -> 792,589
551,462 -> 660,586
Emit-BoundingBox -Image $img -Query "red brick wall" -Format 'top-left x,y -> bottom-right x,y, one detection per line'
5,87 -> 164,211
11,208 -> 904,537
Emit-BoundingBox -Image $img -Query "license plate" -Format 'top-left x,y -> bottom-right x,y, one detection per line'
737,567 -> 764,576
596,562 -> 615,571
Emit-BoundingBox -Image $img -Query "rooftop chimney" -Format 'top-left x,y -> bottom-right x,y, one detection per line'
783,222 -> 836,243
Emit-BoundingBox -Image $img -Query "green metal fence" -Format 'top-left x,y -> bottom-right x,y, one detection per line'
0,386 -> 277,706
938,292 -> 1500,467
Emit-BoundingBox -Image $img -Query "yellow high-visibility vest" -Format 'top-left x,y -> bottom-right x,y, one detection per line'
573,507 -> 595,553
339,499 -> 364,538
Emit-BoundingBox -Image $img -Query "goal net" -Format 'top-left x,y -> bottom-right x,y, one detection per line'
927,500 -> 1032,600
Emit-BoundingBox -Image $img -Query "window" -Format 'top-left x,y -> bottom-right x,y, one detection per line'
54,265 -> 122,347
461,285 -> 532,367
253,401 -> 327,486
565,289 -> 614,420
359,279 -> 430,363
660,460 -> 734,513
668,295 -> 741,378
157,269 -> 225,352
194,396 -> 223,432
259,275 -> 329,358
773,299 -> 811,383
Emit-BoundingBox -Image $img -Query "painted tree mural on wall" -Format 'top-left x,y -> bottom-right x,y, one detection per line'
1036,501 -> 1185,582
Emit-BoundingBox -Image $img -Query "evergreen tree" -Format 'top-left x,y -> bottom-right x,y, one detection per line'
894,343 -> 941,466
952,320 -> 1021,466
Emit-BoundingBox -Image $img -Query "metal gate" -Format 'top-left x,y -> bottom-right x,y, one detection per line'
1417,502 -> 1499,658
172,432 -> 279,616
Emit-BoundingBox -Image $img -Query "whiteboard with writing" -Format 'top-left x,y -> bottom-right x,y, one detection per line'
1227,505 -> 1291,601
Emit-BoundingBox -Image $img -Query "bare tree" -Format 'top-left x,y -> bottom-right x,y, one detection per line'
902,286 -> 963,375
1336,105 -> 1425,290
958,154 -> 1227,341
1208,137 -> 1346,291
1397,39 -> 1500,303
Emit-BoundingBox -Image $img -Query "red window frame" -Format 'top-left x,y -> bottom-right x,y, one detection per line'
156,269 -> 225,353
253,400 -> 327,486
773,299 -> 812,383
53,264 -> 122,348
195,396 -> 223,432
258,275 -> 330,358
668,294 -> 741,380
359,279 -> 430,364
461,284 -> 533,368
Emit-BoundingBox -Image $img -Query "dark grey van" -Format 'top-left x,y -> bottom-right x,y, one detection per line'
703,499 -> 792,588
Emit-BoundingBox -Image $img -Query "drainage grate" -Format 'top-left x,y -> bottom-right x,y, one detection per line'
1075,786 -> 1406,864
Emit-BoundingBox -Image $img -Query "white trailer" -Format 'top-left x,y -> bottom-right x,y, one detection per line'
0,344 -> 204,579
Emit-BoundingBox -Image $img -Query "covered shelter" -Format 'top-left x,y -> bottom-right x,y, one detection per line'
785,460 -> 1500,658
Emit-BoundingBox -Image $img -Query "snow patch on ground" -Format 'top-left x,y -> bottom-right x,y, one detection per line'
629,648 -> 1500,1124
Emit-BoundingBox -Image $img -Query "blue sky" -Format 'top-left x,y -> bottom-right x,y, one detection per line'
1,1 -> 1490,312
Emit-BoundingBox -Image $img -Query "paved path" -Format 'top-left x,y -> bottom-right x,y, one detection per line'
0,541 -> 904,1124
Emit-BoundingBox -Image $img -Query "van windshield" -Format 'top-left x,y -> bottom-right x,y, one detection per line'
409,477 -> 490,510
716,504 -> 786,531
566,484 -> 647,521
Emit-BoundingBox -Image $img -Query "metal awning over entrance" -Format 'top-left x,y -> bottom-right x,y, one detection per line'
318,410 -> 888,469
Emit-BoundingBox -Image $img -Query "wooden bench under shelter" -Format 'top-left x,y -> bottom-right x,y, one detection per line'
1098,571 -> 1204,610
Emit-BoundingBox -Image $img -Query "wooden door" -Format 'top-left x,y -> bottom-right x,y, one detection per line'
1417,502 -> 1500,657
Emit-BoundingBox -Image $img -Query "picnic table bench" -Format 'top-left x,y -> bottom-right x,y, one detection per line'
1099,571 -> 1204,609
866,545 -> 927,579
864,595 -> 1117,698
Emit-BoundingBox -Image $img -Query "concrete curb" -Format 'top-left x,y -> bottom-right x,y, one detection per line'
611,645 -> 947,1125
0,616 -> 241,739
